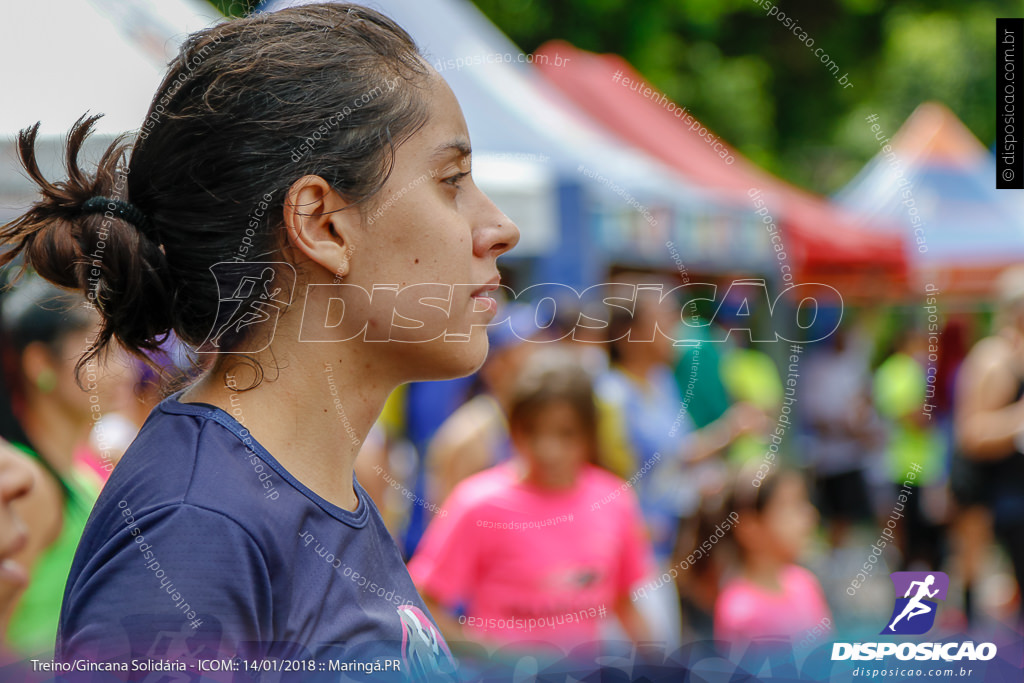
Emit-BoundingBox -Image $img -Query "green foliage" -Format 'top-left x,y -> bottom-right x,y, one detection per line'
209,0 -> 257,17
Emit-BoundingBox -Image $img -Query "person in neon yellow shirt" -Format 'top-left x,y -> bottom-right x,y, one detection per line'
720,343 -> 783,464
873,329 -> 947,571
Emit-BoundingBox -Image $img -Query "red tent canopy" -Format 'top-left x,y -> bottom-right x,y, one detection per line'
534,41 -> 908,298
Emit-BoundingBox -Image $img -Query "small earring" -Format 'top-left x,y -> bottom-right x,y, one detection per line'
36,369 -> 57,393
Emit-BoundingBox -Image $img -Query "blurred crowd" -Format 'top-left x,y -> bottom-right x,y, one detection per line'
1,265 -> 1023,659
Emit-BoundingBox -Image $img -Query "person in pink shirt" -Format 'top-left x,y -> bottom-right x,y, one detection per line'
409,350 -> 654,651
714,469 -> 832,644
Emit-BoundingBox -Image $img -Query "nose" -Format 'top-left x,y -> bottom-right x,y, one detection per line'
473,193 -> 520,259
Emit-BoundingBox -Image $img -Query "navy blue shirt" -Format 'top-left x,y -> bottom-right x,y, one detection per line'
57,392 -> 455,681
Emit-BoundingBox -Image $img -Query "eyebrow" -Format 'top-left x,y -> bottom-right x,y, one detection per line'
429,139 -> 472,164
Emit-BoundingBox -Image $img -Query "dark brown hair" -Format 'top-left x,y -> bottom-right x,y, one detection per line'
729,467 -> 809,520
606,271 -> 681,364
0,4 -> 431,376
508,350 -> 598,447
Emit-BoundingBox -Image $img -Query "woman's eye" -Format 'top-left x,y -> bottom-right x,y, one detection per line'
443,172 -> 470,189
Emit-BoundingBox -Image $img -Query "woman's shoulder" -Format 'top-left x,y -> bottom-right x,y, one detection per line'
444,462 -> 517,511
782,564 -> 826,596
111,400 -> 218,495
579,464 -> 633,499
99,396 -> 279,532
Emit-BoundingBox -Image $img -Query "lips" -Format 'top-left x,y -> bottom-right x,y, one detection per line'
0,558 -> 27,586
470,277 -> 500,313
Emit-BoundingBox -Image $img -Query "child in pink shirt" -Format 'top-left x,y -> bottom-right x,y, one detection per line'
409,352 -> 654,650
714,469 -> 832,644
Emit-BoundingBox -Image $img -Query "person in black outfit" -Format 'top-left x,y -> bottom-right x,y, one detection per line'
956,266 -> 1024,629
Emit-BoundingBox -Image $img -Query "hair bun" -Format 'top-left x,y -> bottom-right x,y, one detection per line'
0,114 -> 175,376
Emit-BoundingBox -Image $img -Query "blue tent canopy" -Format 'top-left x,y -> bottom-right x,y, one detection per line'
837,102 -> 1024,294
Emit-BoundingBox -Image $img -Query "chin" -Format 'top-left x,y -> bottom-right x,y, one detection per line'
405,334 -> 489,382
449,335 -> 490,378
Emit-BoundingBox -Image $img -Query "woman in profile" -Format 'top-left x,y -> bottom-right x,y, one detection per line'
0,3 -> 517,678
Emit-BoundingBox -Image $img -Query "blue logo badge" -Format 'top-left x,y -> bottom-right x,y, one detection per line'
882,572 -> 948,635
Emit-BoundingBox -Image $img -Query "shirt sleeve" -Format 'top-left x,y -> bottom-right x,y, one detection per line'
595,395 -> 637,479
615,488 -> 655,595
407,485 -> 487,610
793,565 -> 833,627
57,503 -> 272,663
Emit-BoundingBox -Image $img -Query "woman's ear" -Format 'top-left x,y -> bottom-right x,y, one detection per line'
283,175 -> 359,280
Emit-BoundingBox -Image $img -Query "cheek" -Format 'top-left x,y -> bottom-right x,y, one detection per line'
383,236 -> 473,288
564,436 -> 590,464
765,512 -> 795,545
533,432 -> 575,463
429,237 -> 473,281
531,434 -> 556,459
361,197 -> 473,287
58,381 -> 93,414
782,515 -> 811,548
387,192 -> 466,253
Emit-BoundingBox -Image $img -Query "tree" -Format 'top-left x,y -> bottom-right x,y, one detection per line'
469,0 -> 1012,192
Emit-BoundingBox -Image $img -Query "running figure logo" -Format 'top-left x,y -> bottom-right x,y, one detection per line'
882,572 -> 948,635
198,262 -> 295,353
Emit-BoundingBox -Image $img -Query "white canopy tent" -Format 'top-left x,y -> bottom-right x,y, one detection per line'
0,0 -> 221,223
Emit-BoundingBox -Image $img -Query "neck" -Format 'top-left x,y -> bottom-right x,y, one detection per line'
490,383 -> 514,414
741,553 -> 786,592
515,457 -> 577,491
617,352 -> 657,381
22,393 -> 85,475
182,343 -> 396,512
